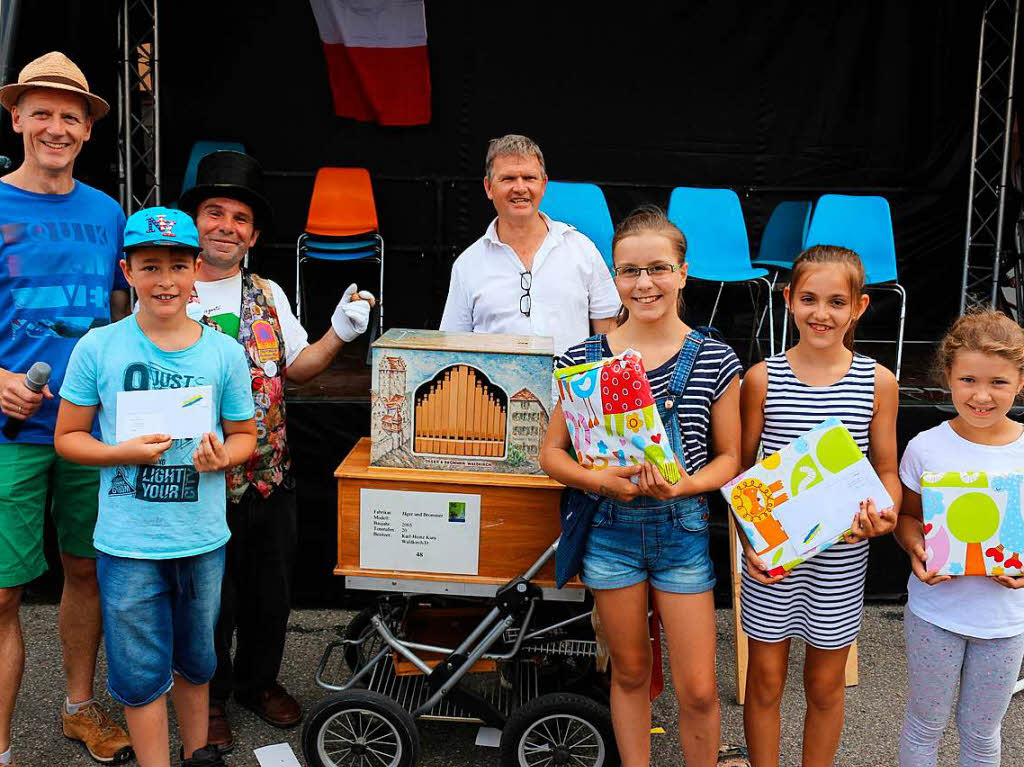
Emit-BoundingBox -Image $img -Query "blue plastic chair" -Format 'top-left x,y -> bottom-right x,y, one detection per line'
753,201 -> 813,350
800,194 -> 906,379
180,140 -> 246,197
539,181 -> 614,275
754,201 -> 813,271
667,187 -> 774,354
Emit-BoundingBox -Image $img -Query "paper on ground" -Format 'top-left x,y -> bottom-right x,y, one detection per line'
253,743 -> 302,767
475,726 -> 502,747
115,385 -> 213,442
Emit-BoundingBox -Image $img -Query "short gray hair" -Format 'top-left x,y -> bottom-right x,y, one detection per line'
484,134 -> 546,180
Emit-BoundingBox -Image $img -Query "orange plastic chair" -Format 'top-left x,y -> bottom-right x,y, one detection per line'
296,168 -> 384,333
305,168 -> 379,238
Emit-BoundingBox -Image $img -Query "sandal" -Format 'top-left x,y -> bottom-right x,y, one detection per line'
718,743 -> 751,767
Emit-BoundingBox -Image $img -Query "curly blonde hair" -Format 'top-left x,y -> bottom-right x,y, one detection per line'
934,310 -> 1024,386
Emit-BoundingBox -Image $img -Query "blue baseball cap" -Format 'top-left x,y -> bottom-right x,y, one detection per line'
123,206 -> 201,254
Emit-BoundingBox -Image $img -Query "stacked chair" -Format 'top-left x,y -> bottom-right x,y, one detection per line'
801,194 -> 906,379
539,180 -> 615,275
753,200 -> 813,351
296,168 -> 384,345
667,186 -> 775,355
180,140 -> 246,198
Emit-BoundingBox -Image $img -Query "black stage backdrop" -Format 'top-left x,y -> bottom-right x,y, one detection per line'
5,1 -> 988,602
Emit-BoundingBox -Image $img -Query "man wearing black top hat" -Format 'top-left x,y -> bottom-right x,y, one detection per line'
180,151 -> 375,750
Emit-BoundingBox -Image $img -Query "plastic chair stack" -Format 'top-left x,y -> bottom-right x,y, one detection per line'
801,194 -> 906,379
539,181 -> 615,275
667,187 -> 774,354
296,168 -> 383,339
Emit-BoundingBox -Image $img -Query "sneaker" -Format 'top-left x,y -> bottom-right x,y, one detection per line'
62,702 -> 134,764
180,745 -> 226,766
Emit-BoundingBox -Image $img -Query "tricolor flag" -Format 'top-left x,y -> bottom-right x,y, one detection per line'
309,0 -> 432,126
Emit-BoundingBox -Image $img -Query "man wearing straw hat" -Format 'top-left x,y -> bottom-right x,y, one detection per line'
180,150 -> 375,751
0,52 -> 132,765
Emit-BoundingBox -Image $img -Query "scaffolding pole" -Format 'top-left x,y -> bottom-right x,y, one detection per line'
960,0 -> 1021,315
117,0 -> 161,214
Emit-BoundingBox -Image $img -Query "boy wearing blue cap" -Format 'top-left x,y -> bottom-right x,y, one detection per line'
54,207 -> 257,767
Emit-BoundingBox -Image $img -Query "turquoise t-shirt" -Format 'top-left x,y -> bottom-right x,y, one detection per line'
61,315 -> 255,559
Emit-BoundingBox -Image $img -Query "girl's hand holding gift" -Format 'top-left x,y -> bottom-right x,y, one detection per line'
843,498 -> 896,543
742,541 -> 790,585
588,463 -> 642,503
636,457 -> 691,500
991,574 -> 1024,589
908,536 -> 952,586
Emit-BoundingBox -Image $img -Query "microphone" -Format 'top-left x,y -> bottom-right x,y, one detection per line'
2,362 -> 52,440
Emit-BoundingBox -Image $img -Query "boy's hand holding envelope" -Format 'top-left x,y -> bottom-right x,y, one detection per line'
116,433 -> 173,465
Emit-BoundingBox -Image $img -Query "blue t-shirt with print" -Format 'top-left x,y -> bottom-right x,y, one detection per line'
61,316 -> 255,559
0,179 -> 129,445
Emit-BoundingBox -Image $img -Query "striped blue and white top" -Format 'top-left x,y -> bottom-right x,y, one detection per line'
556,335 -> 742,474
740,352 -> 877,649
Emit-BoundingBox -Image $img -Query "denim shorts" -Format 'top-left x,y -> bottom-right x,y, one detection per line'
96,546 -> 226,706
581,494 -> 715,594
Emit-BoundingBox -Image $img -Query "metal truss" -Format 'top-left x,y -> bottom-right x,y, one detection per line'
961,0 -> 1021,314
117,0 -> 161,213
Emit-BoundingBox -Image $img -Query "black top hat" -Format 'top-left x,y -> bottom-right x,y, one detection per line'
179,151 -> 272,230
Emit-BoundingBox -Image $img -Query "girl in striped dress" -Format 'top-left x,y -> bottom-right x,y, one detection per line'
737,246 -> 901,767
542,206 -> 742,767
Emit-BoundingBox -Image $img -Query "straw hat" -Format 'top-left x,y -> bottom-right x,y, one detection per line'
0,52 -> 109,119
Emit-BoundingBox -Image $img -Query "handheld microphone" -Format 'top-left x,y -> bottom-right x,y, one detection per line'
2,362 -> 52,440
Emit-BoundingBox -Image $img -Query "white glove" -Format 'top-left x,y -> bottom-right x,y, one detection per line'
331,283 -> 376,342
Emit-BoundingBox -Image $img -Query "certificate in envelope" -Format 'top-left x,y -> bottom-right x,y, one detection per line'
115,386 -> 214,442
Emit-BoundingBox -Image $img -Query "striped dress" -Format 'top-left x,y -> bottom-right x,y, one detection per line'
740,352 -> 876,649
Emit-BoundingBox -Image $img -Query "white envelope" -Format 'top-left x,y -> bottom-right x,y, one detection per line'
115,386 -> 213,442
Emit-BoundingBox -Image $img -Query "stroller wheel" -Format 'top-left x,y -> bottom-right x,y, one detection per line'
302,689 -> 419,767
501,692 -> 619,767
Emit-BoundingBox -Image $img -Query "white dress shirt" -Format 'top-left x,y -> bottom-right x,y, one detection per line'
439,214 -> 620,356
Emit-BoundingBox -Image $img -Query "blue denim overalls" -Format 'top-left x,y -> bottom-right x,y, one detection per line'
580,332 -> 716,593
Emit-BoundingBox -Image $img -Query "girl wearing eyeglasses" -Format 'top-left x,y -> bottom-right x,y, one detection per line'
541,205 -> 742,767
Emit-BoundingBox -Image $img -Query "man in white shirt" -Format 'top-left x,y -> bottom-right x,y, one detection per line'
439,134 -> 619,355
179,151 -> 373,751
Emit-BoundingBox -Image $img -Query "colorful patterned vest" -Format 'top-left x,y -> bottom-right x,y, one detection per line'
200,270 -> 290,502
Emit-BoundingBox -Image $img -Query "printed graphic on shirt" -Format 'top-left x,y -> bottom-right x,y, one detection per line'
1,220 -> 115,340
112,360 -> 208,503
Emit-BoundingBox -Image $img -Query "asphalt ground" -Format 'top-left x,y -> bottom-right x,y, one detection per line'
8,601 -> 1024,766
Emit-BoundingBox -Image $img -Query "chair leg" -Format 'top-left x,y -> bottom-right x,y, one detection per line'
754,272 -> 777,349
709,282 -> 725,327
766,279 -> 775,357
894,283 -> 907,382
295,251 -> 303,325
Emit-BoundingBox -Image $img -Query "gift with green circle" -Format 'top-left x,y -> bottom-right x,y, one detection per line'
922,472 -> 1024,576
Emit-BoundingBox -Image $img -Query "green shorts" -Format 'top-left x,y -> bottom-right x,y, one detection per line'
0,443 -> 99,587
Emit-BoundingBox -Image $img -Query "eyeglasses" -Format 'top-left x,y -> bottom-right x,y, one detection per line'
520,271 -> 532,317
613,263 -> 682,281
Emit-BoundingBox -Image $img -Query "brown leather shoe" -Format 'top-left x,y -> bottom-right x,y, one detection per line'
207,701 -> 234,754
235,683 -> 302,728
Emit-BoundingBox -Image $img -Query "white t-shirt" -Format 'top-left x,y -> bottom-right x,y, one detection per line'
439,213 -> 620,357
186,272 -> 309,367
900,420 -> 1024,638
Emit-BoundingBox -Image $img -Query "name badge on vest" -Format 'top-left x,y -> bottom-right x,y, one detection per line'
252,320 -> 279,363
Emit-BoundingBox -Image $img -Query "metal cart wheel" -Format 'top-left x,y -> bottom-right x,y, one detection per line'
500,692 -> 620,767
302,689 -> 419,767
343,606 -> 388,675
